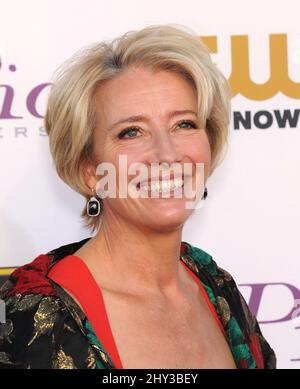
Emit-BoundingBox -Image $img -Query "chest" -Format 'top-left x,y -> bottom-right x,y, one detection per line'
101,290 -> 237,369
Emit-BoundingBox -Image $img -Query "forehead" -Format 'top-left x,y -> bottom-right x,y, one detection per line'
94,67 -> 197,121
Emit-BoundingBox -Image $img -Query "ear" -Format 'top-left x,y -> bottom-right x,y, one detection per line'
82,162 -> 98,191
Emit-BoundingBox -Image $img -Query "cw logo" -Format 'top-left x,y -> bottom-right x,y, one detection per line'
202,34 -> 300,100
0,34 -> 299,121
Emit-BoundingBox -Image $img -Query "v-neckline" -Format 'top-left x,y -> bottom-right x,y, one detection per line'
48,254 -> 226,369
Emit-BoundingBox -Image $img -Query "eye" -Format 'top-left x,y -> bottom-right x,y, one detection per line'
117,127 -> 141,139
177,120 -> 197,129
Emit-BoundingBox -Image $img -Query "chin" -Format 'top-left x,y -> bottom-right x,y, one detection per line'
142,206 -> 192,232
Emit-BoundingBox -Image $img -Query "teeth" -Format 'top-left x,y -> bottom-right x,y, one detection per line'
140,178 -> 183,194
173,178 -> 184,189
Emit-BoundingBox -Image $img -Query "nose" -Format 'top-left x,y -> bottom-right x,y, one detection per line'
150,131 -> 183,165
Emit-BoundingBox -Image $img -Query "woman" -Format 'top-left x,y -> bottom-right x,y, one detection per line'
0,24 -> 276,369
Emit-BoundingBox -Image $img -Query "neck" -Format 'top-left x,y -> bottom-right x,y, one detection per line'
84,213 -> 185,295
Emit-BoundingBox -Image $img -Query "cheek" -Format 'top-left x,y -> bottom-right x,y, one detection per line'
101,149 -> 142,184
182,134 -> 212,177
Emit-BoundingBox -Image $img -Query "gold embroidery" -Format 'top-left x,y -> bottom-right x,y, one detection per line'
63,323 -> 76,334
56,287 -> 86,334
86,347 -> 97,369
180,255 -> 199,274
6,294 -> 22,309
215,276 -> 224,287
219,267 -> 232,282
69,307 -> 85,334
91,344 -> 112,366
0,319 -> 13,345
10,294 -> 42,313
51,333 -> 56,346
0,351 -> 13,365
216,296 -> 231,326
0,280 -> 13,295
52,346 -> 77,369
28,297 -> 60,346
99,350 -> 110,364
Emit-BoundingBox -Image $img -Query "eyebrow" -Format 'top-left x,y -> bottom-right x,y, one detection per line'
107,110 -> 197,131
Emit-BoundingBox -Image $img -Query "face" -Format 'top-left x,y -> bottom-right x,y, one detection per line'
87,67 -> 211,232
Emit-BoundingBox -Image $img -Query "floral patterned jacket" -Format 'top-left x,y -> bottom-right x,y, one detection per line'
0,238 -> 276,369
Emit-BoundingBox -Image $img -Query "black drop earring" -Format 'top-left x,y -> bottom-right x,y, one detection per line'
87,190 -> 101,217
201,187 -> 208,200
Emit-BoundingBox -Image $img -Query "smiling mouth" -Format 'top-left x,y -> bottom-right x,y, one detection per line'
136,175 -> 192,195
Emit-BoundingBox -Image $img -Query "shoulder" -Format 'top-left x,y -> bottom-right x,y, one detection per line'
0,250 -> 62,368
0,238 -> 92,369
182,241 -> 277,369
1,237 -> 91,300
182,240 -> 255,321
180,241 -> 242,315
181,241 -> 224,278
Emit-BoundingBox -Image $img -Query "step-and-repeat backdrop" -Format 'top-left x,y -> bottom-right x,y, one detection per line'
0,0 -> 299,368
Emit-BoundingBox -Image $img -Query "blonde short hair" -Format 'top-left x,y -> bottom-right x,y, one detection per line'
44,24 -> 231,232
